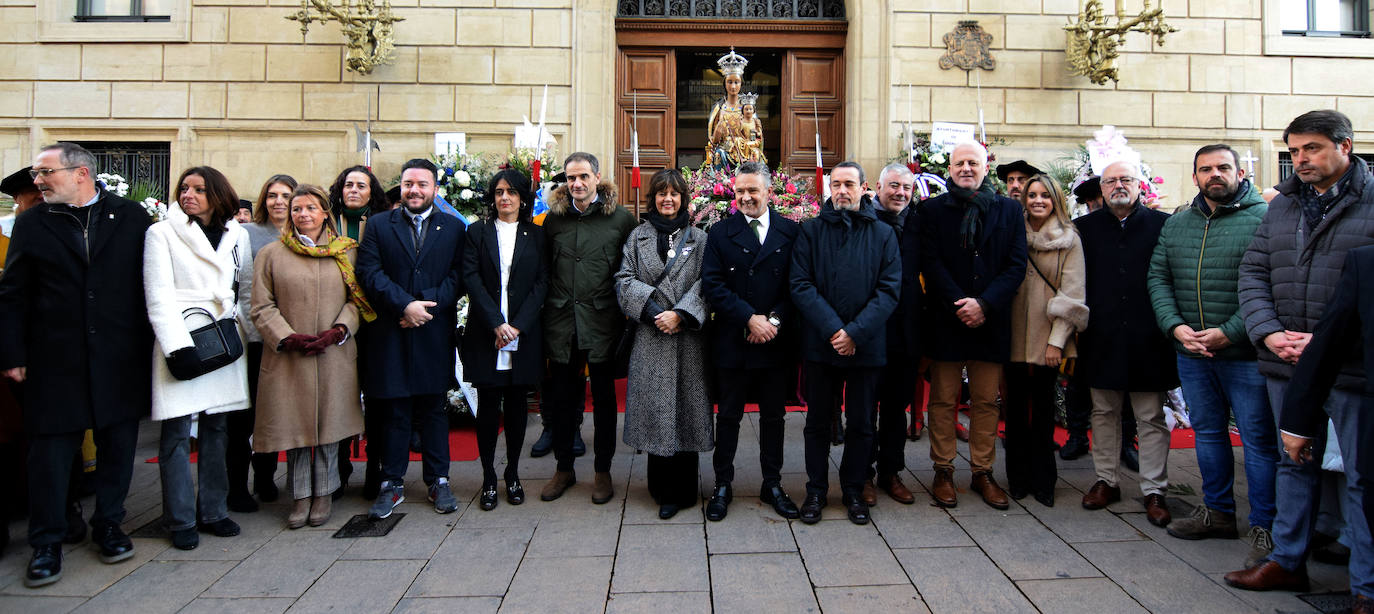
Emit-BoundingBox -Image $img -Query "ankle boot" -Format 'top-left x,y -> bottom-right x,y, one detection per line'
307,496 -> 331,527
286,498 -> 309,529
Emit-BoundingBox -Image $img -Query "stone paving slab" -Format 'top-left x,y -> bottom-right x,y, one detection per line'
869,489 -> 975,550
178,596 -> 293,614
202,528 -> 352,598
1075,539 -> 1254,613
1015,577 -> 1149,614
338,499 -> 458,561
1119,510 -> 1255,574
814,584 -> 930,614
1022,487 -> 1150,543
793,520 -> 909,587
894,547 -> 1039,614
523,497 -> 624,558
1206,572 -> 1324,614
611,523 -> 708,594
710,552 -> 819,612
704,497 -> 799,554
497,555 -> 613,614
286,559 -> 424,613
605,591 -> 711,614
69,559 -> 235,614
0,595 -> 88,613
392,596 -> 503,614
0,538 -> 165,597
406,526 -> 533,598
955,513 -> 1102,581
153,506 -> 283,562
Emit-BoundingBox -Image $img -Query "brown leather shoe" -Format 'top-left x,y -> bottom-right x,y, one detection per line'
861,480 -> 878,506
971,471 -> 1009,510
286,498 -> 309,530
930,467 -> 957,508
1081,480 -> 1121,510
307,495 -> 331,527
591,471 -> 614,504
1144,493 -> 1172,527
1353,594 -> 1373,614
1223,561 -> 1310,592
878,474 -> 915,505
540,470 -> 576,501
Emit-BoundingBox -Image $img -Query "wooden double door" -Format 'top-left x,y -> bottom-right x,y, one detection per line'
614,44 -> 845,214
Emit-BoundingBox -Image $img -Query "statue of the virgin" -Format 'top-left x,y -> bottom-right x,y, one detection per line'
705,47 -> 765,170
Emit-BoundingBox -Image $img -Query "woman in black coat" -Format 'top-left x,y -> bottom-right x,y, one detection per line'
460,168 -> 547,510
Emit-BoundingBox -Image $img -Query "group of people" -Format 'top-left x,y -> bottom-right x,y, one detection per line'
0,109 -> 1369,613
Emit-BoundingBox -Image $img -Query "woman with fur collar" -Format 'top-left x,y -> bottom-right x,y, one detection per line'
1004,174 -> 1089,508
143,166 -> 254,551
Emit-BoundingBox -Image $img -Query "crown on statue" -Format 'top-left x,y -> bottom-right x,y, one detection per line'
717,46 -> 748,77
739,92 -> 759,107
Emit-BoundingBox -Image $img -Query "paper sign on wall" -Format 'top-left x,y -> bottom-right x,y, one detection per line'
929,122 -> 977,153
435,133 -> 466,157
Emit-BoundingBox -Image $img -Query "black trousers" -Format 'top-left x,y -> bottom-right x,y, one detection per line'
548,343 -> 617,473
1004,363 -> 1060,496
869,357 -> 913,479
226,341 -> 278,494
376,394 -> 449,485
476,385 -> 529,485
648,451 -> 700,507
28,419 -> 138,546
803,362 -> 879,498
712,367 -> 787,488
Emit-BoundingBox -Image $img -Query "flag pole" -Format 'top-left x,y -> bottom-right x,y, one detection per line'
632,90 -> 641,217
813,94 -> 823,199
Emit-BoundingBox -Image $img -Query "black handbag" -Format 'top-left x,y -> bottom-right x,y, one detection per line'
166,306 -> 244,381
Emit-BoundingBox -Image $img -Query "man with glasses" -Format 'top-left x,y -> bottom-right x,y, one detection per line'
0,143 -> 153,587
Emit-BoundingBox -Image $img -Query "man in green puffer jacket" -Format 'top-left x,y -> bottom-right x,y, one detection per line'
1147,144 -> 1277,567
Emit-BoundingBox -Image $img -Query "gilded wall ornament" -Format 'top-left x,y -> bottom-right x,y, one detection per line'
286,0 -> 404,75
1064,0 -> 1177,85
939,20 -> 995,71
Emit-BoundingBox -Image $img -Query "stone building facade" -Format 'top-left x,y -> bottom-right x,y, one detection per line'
0,0 -> 1367,209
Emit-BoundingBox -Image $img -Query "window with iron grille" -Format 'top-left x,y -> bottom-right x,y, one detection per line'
1276,151 -> 1374,182
617,0 -> 844,19
76,141 -> 172,200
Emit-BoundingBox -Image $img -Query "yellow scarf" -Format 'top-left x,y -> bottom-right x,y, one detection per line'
279,231 -> 377,323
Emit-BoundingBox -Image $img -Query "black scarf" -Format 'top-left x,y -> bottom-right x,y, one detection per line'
947,175 -> 998,248
1295,158 -> 1359,233
646,206 -> 689,260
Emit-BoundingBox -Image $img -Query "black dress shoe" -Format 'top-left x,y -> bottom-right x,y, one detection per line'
93,523 -> 135,564
658,503 -> 680,519
171,528 -> 199,551
199,517 -> 241,538
1121,445 -> 1140,473
705,483 -> 732,522
572,431 -> 587,457
1008,486 -> 1029,501
530,428 -> 553,458
842,494 -> 870,525
799,493 -> 826,524
255,475 -> 279,503
760,485 -> 800,519
1033,490 -> 1055,508
1059,435 -> 1090,461
63,501 -> 86,544
506,480 -> 525,505
479,485 -> 498,511
24,544 -> 62,588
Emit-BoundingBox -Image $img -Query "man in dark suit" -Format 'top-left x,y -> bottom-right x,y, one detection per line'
357,158 -> 465,519
1279,244 -> 1374,614
0,143 -> 152,587
700,161 -> 801,522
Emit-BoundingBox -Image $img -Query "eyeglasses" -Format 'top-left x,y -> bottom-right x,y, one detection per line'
28,166 -> 79,178
1100,177 -> 1137,187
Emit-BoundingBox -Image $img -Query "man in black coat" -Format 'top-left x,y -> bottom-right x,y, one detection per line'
0,143 -> 151,587
1075,160 -> 1178,527
920,142 -> 1027,511
1278,244 -> 1374,614
863,163 -> 922,506
790,161 -> 901,525
357,158 -> 466,519
700,161 -> 801,522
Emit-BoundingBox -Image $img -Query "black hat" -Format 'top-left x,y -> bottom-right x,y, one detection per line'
237,198 -> 253,211
1072,176 -> 1102,202
1,167 -> 35,198
549,171 -> 567,185
995,160 -> 1043,180
386,185 -> 401,203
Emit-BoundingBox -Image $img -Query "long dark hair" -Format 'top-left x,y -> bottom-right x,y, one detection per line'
174,166 -> 238,229
251,174 -> 297,225
484,168 -> 535,222
646,168 -> 689,217
328,165 -> 389,216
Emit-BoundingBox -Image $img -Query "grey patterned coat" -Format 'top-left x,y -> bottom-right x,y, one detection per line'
614,222 -> 713,456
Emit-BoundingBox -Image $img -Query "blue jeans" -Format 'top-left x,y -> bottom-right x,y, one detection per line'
1264,378 -> 1371,598
159,412 -> 230,531
1175,355 -> 1277,528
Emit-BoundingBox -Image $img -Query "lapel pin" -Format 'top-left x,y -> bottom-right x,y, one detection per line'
108,213 -> 115,219
435,225 -> 442,231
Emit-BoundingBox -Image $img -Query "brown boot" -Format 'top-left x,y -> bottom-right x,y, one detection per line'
931,467 -> 957,508
286,498 -> 309,530
971,471 -> 1009,510
591,472 -> 614,504
307,495 -> 331,527
1223,560 -> 1310,592
540,470 -> 576,502
861,479 -> 878,506
1081,480 -> 1121,510
878,474 -> 915,505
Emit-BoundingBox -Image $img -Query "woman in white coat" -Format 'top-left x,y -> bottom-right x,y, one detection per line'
143,166 -> 253,551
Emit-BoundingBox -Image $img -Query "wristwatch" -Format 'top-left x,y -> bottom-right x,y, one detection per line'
767,313 -> 782,328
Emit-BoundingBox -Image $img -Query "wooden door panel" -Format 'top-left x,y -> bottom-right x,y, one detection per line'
780,49 -> 844,179
616,47 -> 675,217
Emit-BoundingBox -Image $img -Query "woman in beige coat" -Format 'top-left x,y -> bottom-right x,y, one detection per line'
1005,174 -> 1089,508
251,184 -> 375,528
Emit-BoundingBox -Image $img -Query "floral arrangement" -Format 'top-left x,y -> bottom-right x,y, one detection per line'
98,173 -> 168,221
1063,125 -> 1167,211
141,197 -> 168,222
890,132 -> 1008,199
684,165 -> 820,230
411,148 -> 564,223
96,173 -> 130,197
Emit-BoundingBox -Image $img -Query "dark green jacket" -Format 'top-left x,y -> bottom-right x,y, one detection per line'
1147,180 -> 1267,360
541,180 -> 638,364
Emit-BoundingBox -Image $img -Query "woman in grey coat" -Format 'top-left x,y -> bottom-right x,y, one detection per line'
615,169 -> 712,519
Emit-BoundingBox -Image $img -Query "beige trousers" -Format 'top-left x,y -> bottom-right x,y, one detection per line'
1089,389 -> 1169,495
